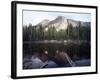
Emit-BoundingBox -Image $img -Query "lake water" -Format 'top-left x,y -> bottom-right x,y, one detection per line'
23,40 -> 90,69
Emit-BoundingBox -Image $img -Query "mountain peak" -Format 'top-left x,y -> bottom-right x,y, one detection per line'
56,16 -> 64,19
36,16 -> 90,31
55,16 -> 65,21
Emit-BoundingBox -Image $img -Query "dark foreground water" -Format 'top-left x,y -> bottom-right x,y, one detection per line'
23,55 -> 90,69
23,40 -> 90,69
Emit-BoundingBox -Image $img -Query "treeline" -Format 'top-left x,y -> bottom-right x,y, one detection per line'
23,23 -> 90,41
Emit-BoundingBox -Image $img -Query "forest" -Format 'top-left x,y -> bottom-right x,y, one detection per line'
23,22 -> 90,41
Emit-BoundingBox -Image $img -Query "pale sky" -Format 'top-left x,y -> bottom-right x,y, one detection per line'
23,10 -> 91,26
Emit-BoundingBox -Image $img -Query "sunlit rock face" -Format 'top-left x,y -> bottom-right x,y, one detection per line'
47,16 -> 68,31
